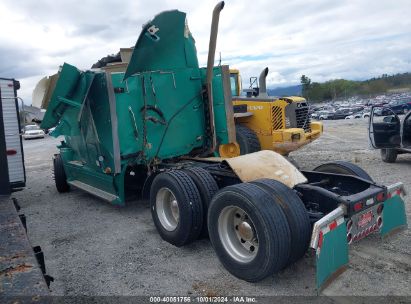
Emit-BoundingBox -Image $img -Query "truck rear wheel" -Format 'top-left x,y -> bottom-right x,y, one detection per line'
313,161 -> 373,182
183,167 -> 219,238
208,183 -> 290,282
235,124 -> 261,155
150,170 -> 203,247
53,154 -> 70,193
250,179 -> 310,266
381,148 -> 397,163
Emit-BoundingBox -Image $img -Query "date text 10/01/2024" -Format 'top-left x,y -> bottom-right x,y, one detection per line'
149,296 -> 257,303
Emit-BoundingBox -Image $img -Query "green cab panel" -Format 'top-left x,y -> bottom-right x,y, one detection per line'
41,8 -> 234,205
124,10 -> 198,79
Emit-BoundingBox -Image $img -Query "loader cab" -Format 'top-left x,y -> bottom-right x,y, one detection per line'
369,106 -> 411,162
229,69 -> 242,97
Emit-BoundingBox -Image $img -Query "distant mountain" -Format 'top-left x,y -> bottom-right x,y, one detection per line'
267,85 -> 302,97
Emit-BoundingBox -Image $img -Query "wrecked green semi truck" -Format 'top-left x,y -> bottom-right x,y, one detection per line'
40,2 -> 407,291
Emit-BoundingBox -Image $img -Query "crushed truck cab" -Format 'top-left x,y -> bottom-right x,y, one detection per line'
38,2 -> 407,293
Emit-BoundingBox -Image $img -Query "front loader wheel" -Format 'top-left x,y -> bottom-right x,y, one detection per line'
208,183 -> 290,282
235,124 -> 261,155
251,179 -> 311,267
53,154 -> 70,193
381,148 -> 397,163
313,160 -> 373,182
150,170 -> 203,247
183,167 -> 219,238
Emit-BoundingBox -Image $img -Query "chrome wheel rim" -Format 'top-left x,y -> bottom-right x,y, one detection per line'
156,187 -> 179,231
218,206 -> 259,263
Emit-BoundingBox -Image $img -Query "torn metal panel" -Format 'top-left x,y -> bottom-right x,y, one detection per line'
124,10 -> 199,79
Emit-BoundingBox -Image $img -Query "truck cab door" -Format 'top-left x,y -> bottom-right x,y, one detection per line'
369,106 -> 401,149
402,112 -> 411,147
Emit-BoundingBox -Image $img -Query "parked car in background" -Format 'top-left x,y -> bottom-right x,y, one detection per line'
374,106 -> 396,116
22,124 -> 45,140
386,100 -> 411,115
331,108 -> 353,119
345,110 -> 371,119
312,110 -> 335,120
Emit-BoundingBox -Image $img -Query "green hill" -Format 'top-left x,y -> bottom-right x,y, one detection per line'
300,72 -> 411,102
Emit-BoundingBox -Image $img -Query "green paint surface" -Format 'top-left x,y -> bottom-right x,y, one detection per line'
380,195 -> 407,236
316,222 -> 349,290
40,10 -> 232,205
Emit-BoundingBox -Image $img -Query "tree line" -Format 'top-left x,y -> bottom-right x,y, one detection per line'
300,72 -> 411,102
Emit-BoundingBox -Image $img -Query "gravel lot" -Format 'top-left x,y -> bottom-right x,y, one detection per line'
14,118 -> 411,296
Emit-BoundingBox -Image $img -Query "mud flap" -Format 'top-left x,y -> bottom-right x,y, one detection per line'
310,206 -> 349,292
380,183 -> 407,237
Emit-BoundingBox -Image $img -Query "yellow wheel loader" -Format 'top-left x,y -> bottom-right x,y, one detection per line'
229,68 -> 323,156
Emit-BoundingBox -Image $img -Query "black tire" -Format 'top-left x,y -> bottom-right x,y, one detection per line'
53,154 -> 70,193
183,167 -> 219,238
235,124 -> 261,155
208,183 -> 291,282
381,148 -> 397,163
251,179 -> 310,266
313,160 -> 373,182
150,170 -> 203,247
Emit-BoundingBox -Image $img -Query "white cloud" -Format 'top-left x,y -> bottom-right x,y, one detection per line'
0,0 -> 410,103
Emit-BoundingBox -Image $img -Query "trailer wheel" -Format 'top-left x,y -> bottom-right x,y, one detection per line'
184,167 -> 219,238
250,179 -> 310,266
313,161 -> 373,182
208,183 -> 290,282
53,154 -> 70,193
235,124 -> 261,155
150,171 -> 203,247
381,148 -> 397,163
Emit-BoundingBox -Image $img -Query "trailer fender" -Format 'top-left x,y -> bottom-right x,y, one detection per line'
310,205 -> 348,292
380,183 -> 407,237
222,150 -> 307,188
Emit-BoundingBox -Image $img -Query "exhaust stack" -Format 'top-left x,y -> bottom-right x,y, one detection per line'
258,67 -> 269,98
206,1 -> 225,84
205,1 -> 225,153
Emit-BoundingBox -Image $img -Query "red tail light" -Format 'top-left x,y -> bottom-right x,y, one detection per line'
347,233 -> 352,244
376,192 -> 385,202
377,204 -> 384,215
346,219 -> 353,232
353,202 -> 363,212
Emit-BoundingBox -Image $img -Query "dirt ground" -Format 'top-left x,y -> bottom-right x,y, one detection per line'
13,118 -> 411,296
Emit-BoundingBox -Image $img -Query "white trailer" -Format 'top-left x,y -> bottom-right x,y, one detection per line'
0,78 -> 25,194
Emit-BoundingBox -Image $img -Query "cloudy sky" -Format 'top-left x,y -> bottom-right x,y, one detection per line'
1,0 -> 411,104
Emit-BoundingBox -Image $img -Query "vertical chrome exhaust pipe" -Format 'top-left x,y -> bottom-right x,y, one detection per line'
205,1 -> 224,153
206,1 -> 225,85
258,67 -> 269,98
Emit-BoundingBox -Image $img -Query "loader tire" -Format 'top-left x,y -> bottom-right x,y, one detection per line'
53,154 -> 70,193
313,160 -> 373,182
208,183 -> 290,282
235,124 -> 261,155
184,167 -> 219,238
251,179 -> 311,266
381,148 -> 397,163
150,170 -> 203,247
